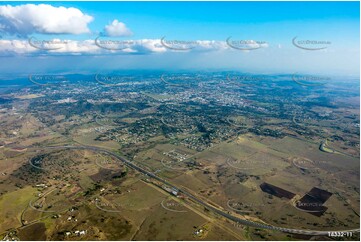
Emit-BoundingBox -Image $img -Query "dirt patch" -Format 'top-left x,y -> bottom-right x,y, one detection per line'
18,222 -> 47,241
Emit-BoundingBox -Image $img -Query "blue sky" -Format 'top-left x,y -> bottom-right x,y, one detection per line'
0,1 -> 359,76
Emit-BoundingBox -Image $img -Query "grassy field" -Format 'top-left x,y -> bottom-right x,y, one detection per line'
0,186 -> 37,232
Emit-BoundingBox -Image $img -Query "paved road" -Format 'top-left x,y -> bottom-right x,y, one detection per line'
42,145 -> 360,236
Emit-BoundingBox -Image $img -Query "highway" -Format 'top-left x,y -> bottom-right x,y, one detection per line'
42,145 -> 360,237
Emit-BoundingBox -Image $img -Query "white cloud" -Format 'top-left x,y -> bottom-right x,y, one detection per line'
104,20 -> 132,37
0,38 -> 257,55
0,4 -> 93,36
0,39 -> 38,54
194,40 -> 228,51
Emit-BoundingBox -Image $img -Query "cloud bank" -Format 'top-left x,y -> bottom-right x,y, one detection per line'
0,39 -> 250,55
